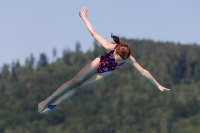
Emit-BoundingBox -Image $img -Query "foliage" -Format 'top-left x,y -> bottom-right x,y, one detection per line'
0,39 -> 200,133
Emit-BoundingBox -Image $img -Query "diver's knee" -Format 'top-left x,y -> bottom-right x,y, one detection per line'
71,77 -> 81,87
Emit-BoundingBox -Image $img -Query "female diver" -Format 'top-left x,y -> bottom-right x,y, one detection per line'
38,7 -> 170,114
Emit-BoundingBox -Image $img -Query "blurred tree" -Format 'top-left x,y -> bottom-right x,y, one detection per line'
53,47 -> 57,62
62,48 -> 71,65
15,60 -> 21,74
37,53 -> 48,69
11,62 -> 18,82
1,64 -> 9,79
24,54 -> 35,74
75,42 -> 81,53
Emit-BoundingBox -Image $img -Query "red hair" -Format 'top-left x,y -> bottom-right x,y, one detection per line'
111,33 -> 131,59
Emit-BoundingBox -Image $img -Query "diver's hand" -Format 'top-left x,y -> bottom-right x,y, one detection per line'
158,85 -> 170,92
79,7 -> 88,20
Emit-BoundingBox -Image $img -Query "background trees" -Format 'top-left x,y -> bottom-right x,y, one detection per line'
0,38 -> 200,133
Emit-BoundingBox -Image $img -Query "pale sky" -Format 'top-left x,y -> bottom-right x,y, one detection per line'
0,0 -> 200,67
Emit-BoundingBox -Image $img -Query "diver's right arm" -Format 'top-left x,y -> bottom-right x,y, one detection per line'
79,7 -> 115,50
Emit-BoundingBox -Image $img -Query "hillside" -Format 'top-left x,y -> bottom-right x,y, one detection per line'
0,39 -> 200,133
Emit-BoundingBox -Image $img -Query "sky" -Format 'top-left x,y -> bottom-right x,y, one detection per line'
0,0 -> 200,67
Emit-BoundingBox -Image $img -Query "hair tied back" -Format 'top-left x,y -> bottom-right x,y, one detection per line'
111,33 -> 120,44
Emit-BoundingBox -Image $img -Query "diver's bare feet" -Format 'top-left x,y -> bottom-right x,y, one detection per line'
38,100 -> 48,113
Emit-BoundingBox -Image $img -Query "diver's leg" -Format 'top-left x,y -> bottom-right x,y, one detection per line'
38,56 -> 101,113
40,71 -> 112,114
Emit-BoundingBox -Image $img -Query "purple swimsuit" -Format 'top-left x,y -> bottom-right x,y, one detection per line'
97,49 -> 124,73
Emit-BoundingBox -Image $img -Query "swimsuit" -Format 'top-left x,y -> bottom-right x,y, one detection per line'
97,49 -> 124,73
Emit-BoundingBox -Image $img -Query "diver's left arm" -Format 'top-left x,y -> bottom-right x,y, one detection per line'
126,56 -> 170,91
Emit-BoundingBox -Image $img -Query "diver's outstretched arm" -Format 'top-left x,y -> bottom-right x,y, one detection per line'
126,56 -> 170,91
79,7 -> 115,51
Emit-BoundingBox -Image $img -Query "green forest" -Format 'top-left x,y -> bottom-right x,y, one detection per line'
0,38 -> 200,133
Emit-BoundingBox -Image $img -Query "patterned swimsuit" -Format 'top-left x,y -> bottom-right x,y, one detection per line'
97,49 -> 124,73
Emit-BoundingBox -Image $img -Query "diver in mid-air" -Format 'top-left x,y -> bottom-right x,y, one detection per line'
38,7 -> 170,114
